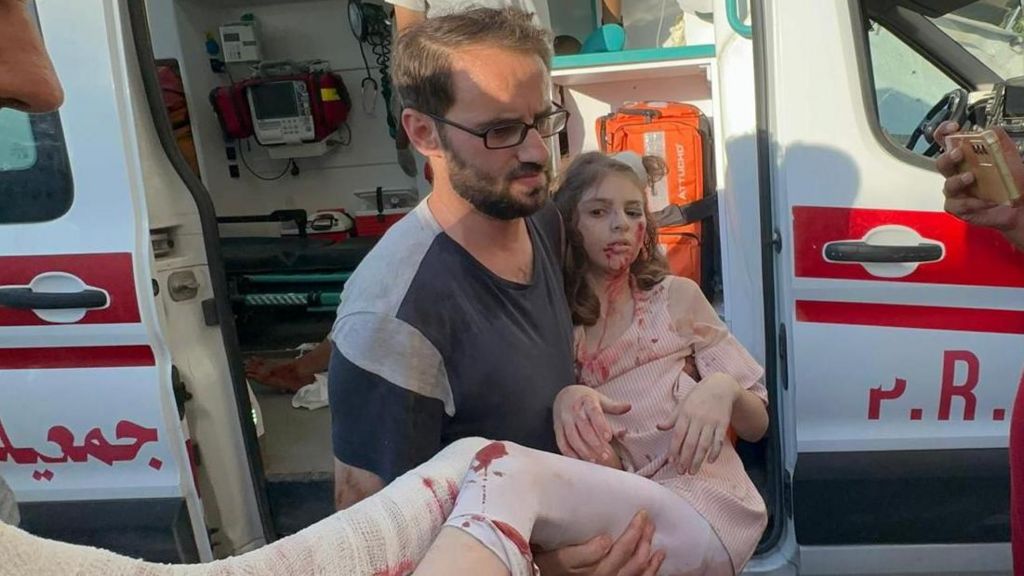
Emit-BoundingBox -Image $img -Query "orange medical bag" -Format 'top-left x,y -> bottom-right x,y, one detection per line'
597,101 -> 717,296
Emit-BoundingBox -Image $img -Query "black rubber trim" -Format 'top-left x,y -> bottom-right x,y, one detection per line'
18,497 -> 200,563
125,1 -> 275,543
795,449 -> 1009,545
751,0 -> 786,556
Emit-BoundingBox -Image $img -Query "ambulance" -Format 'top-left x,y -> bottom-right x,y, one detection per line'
2,0 -> 1023,573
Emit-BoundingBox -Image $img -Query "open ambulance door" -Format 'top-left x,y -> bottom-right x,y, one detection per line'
0,0 -> 214,562
761,0 -> 1015,573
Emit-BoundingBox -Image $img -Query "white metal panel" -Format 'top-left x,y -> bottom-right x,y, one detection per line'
766,0 -> 1017,453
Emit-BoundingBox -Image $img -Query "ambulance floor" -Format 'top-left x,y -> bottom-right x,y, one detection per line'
255,385 -> 333,481
253,379 -> 336,537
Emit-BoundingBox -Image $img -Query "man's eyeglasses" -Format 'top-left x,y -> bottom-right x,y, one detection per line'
421,105 -> 570,150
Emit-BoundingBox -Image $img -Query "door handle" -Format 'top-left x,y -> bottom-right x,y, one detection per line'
0,287 -> 109,310
727,0 -> 753,39
824,242 -> 943,263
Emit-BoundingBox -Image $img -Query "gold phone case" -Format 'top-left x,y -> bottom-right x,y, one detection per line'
945,130 -> 1021,205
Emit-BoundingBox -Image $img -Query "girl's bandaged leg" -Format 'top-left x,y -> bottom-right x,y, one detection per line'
0,437 -> 489,576
445,441 -> 731,576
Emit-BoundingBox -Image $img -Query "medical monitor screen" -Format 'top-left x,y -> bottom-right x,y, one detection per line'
251,82 -> 300,120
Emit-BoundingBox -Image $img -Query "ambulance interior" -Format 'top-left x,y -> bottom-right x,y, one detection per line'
140,0 -> 779,552
135,0 -> 1024,557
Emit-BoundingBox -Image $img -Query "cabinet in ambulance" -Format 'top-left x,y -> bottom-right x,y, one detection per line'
1,0 -> 1022,574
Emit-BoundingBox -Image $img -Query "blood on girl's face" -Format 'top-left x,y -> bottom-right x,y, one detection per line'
576,174 -> 647,278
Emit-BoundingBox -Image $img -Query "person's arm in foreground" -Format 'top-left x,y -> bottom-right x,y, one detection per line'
935,121 -> 1024,250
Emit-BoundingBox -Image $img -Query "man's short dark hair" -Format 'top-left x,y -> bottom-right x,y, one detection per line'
392,7 -> 552,117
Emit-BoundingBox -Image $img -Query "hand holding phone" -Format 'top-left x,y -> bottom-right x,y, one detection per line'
944,128 -> 1023,205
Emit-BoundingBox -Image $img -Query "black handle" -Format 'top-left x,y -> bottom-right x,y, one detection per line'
311,215 -> 336,231
825,242 -> 943,263
217,209 -> 309,238
0,288 -> 109,310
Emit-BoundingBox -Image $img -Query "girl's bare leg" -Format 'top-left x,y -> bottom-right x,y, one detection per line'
444,441 -> 732,576
413,527 -> 509,576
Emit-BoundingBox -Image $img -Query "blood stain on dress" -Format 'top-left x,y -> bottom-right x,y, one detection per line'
494,520 -> 533,560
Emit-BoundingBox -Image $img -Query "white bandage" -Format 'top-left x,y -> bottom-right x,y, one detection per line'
0,438 -> 489,576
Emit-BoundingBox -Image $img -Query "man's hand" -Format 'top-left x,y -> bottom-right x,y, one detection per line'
553,385 -> 631,463
657,373 -> 740,475
936,122 -> 1024,247
534,511 -> 666,576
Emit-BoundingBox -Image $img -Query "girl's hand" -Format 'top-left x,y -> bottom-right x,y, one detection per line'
554,385 -> 631,463
657,373 -> 740,475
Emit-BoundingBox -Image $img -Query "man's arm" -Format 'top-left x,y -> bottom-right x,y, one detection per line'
334,458 -> 385,510
329,315 -> 448,503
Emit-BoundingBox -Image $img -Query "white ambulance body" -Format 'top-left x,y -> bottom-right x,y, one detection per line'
1,0 -> 1022,573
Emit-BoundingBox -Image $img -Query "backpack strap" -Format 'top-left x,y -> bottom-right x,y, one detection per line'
652,192 -> 719,228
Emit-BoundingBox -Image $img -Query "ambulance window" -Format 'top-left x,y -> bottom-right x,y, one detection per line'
0,109 -> 73,223
863,20 -> 959,154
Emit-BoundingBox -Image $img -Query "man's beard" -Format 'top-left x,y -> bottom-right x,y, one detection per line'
446,145 -> 550,220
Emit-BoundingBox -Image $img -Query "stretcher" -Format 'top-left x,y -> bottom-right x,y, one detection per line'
218,211 -> 378,315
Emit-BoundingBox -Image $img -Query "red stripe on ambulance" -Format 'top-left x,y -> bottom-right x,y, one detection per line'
796,300 -> 1024,334
0,346 -> 155,369
793,206 -> 1024,288
0,253 -> 141,326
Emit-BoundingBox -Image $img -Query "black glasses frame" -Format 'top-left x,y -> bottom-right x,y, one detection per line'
420,104 -> 570,149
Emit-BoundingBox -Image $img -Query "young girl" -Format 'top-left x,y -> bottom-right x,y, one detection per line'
429,152 -> 769,575
549,150 -> 770,575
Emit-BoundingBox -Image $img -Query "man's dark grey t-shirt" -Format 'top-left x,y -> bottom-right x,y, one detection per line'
328,200 -> 573,483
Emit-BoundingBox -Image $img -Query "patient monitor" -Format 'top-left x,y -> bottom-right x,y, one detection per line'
247,80 -> 315,146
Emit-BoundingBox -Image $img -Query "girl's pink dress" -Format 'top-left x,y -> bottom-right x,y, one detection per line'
575,275 -> 769,574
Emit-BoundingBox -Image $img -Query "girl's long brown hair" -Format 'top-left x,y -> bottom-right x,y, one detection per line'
553,152 -> 669,327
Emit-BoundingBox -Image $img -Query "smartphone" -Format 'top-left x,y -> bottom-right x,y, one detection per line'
945,129 -> 1022,205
